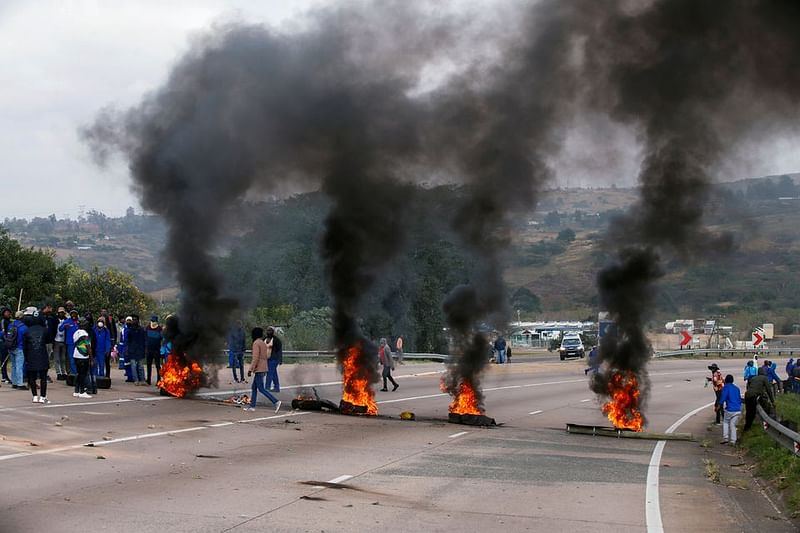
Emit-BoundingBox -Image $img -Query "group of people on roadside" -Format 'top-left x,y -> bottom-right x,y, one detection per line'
0,300 -> 175,402
1,302 -> 123,402
707,356 -> 788,447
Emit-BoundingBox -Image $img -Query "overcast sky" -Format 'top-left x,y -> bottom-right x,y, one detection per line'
1,0 -> 798,220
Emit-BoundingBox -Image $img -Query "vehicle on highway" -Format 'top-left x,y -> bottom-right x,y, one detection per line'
559,335 -> 585,360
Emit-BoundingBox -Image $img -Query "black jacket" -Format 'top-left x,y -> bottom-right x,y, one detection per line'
23,321 -> 50,371
43,313 -> 59,342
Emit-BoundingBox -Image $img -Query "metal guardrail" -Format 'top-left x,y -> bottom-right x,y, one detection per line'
756,403 -> 800,456
653,348 -> 800,358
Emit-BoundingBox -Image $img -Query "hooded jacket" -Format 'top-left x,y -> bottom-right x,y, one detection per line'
23,316 -> 50,371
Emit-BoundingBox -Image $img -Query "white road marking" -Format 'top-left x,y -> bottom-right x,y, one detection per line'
448,431 -> 468,438
528,410 -> 543,415
645,401 -> 714,533
0,412 -> 310,462
580,399 -> 591,403
376,392 -> 447,404
89,426 -> 207,446
664,385 -> 673,388
327,475 -> 353,484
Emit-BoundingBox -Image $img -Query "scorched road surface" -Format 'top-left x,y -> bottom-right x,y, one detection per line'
0,359 -> 792,532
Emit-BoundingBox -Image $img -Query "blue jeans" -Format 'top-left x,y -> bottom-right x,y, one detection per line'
250,372 -> 277,407
11,348 -> 24,386
129,358 -> 145,381
67,343 -> 76,374
230,352 -> 244,381
496,349 -> 506,364
266,359 -> 280,391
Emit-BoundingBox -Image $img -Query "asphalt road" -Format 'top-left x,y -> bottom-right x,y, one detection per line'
0,357 -> 794,532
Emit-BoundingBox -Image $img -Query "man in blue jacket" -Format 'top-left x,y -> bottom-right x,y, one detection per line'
59,309 -> 80,374
8,311 -> 28,389
718,374 -> 742,445
125,315 -> 147,385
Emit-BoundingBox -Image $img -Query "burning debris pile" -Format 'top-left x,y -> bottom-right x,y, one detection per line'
338,344 -> 378,415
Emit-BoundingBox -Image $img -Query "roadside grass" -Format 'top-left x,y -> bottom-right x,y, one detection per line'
740,396 -> 800,514
776,394 -> 800,428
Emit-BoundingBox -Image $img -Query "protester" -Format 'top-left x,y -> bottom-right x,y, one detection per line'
766,361 -> 782,395
52,307 -> 68,380
93,317 -> 112,378
0,307 -> 12,384
265,326 -> 282,392
59,309 -> 80,375
7,310 -> 28,389
585,345 -> 599,375
743,360 -> 757,382
718,374 -> 742,445
396,335 -> 404,365
227,320 -> 246,383
72,319 -> 93,398
706,363 -> 724,424
743,367 -> 775,431
244,327 -> 280,412
145,315 -> 163,385
494,335 -> 507,364
23,311 -> 50,403
100,308 -> 116,378
125,315 -> 147,385
40,304 -> 58,383
117,316 -> 135,382
786,359 -> 796,393
379,337 -> 398,392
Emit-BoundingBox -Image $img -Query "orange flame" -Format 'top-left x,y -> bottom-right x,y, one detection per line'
341,345 -> 377,415
443,381 -> 482,415
157,353 -> 203,398
602,371 -> 644,431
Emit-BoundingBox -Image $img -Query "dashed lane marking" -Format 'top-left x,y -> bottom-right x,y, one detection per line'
448,431 -> 468,438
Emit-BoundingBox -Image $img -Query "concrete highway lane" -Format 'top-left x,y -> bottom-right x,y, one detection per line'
0,359 -> 793,532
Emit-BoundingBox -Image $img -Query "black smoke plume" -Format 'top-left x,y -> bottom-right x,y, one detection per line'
433,3 -> 587,408
81,5 -> 452,382
585,0 -> 800,419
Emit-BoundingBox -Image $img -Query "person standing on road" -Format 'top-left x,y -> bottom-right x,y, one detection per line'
23,312 -> 51,403
227,320 -> 246,384
51,307 -> 67,380
72,319 -> 93,399
494,335 -> 507,365
395,336 -> 404,365
265,326 -> 282,392
93,317 -> 112,379
766,361 -> 782,395
718,374 -> 741,445
8,310 -> 28,390
743,360 -> 757,383
1,307 -> 12,384
244,327 -> 280,412
59,309 -> 80,375
41,304 -> 58,383
379,338 -> 398,392
706,364 -> 724,424
145,315 -> 163,385
743,367 -> 775,431
585,345 -> 599,375
125,315 -> 147,385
